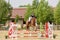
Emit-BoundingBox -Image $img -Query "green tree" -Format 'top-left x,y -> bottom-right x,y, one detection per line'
24,0 -> 39,21
24,4 -> 32,21
32,0 -> 39,17
54,1 -> 60,24
0,0 -> 12,24
37,0 -> 54,24
32,0 -> 39,9
15,15 -> 21,22
24,0 -> 54,24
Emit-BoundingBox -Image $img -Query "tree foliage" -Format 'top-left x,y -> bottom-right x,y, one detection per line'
54,1 -> 60,24
24,0 -> 38,21
0,0 -> 12,24
24,0 -> 57,24
37,0 -> 54,24
24,4 -> 33,21
15,15 -> 21,22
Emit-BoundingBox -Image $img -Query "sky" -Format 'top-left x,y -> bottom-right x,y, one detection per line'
5,0 -> 59,8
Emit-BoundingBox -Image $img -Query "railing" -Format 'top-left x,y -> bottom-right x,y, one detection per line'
53,25 -> 60,30
38,25 -> 60,30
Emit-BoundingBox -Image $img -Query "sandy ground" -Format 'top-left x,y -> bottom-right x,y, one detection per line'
0,30 -> 60,40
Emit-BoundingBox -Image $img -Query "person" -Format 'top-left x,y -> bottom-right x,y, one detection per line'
8,20 -> 17,38
28,15 -> 32,23
28,13 -> 35,23
29,14 -> 38,27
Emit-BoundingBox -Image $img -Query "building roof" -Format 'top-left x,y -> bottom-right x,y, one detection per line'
11,8 -> 27,18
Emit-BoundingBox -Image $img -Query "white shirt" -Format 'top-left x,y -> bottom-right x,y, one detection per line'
9,22 -> 17,31
28,17 -> 32,22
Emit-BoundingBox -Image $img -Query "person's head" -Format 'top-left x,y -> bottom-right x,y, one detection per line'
49,21 -> 52,24
11,19 -> 15,22
31,13 -> 35,17
11,19 -> 16,24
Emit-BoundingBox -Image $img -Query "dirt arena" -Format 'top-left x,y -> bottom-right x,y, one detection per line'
0,30 -> 60,40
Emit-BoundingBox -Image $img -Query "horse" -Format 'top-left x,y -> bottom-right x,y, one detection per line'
26,17 -> 37,30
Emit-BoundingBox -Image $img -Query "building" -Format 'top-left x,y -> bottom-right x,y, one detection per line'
5,8 -> 27,29
11,8 -> 27,18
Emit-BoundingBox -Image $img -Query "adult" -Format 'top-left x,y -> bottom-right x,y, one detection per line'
8,20 -> 17,38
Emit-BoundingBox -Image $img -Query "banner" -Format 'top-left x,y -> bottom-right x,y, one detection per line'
45,22 -> 53,38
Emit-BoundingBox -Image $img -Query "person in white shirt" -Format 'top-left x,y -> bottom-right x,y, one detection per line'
28,16 -> 32,22
28,14 -> 37,26
28,13 -> 35,22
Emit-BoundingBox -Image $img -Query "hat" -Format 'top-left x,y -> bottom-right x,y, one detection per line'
31,13 -> 35,17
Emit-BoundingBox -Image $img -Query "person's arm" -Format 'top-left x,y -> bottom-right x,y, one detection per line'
35,19 -> 37,26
